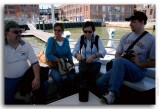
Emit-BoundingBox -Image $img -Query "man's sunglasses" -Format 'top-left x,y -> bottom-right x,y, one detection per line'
11,30 -> 22,34
83,31 -> 92,33
54,29 -> 62,32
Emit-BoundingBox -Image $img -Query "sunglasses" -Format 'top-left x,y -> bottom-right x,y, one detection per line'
54,29 -> 62,32
11,30 -> 22,34
83,30 -> 92,33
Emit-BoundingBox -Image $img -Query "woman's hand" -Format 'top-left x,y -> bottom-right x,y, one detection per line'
86,55 -> 95,63
76,53 -> 83,61
55,57 -> 60,62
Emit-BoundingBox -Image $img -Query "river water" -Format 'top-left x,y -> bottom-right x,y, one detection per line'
22,26 -> 155,55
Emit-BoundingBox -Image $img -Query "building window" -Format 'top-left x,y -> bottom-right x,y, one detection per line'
86,6 -> 88,11
25,9 -> 28,12
102,6 -> 106,12
5,11 -> 8,14
130,8 -> 132,13
121,14 -> 125,20
93,5 -> 95,11
121,7 -> 125,13
136,5 -> 142,8
108,14 -> 113,20
127,7 -> 130,13
8,5 -> 14,9
21,9 -> 24,12
115,7 -> 120,12
70,10 -> 72,14
115,14 -> 120,19
76,8 -> 79,13
93,14 -> 95,19
143,4 -> 147,8
9,11 -> 15,14
73,9 -> 75,14
80,7 -> 82,12
108,6 -> 113,12
96,5 -> 98,12
150,9 -> 153,15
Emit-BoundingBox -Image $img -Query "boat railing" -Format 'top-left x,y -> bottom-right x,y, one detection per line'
69,38 -> 120,56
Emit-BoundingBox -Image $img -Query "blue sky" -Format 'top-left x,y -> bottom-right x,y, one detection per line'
39,4 -> 61,9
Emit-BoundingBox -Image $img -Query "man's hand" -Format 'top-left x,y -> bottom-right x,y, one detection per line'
129,52 -> 140,66
32,77 -> 40,91
121,52 -> 127,57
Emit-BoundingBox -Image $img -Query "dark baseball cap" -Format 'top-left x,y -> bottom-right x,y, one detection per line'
125,11 -> 148,22
5,21 -> 19,31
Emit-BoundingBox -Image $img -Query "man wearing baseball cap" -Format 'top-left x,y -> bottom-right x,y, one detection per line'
97,11 -> 155,104
4,21 -> 41,104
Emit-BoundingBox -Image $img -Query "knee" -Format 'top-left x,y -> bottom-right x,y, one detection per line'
114,57 -> 126,65
96,78 -> 102,88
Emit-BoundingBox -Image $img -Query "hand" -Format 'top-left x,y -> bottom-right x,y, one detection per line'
86,55 -> 95,63
55,57 -> 60,62
130,52 -> 140,66
76,54 -> 83,61
32,77 -> 40,91
121,52 -> 127,57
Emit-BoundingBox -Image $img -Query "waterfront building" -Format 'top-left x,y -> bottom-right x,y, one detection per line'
4,4 -> 39,24
56,4 -> 135,22
135,4 -> 156,21
39,8 -> 59,22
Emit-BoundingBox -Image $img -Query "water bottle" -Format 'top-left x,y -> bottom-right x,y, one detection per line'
79,80 -> 89,102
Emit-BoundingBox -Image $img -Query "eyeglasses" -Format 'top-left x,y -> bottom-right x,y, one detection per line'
54,29 -> 62,32
11,30 -> 22,34
83,31 -> 92,33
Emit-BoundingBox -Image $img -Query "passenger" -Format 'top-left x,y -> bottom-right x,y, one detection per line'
96,11 -> 155,104
4,21 -> 41,104
45,23 -> 76,97
72,21 -> 106,92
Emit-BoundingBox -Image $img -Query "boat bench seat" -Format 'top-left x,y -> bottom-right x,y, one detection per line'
74,60 -> 155,92
41,61 -> 155,92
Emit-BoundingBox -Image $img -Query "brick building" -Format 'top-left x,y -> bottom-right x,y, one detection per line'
136,4 -> 156,21
4,4 -> 39,24
56,4 -> 135,22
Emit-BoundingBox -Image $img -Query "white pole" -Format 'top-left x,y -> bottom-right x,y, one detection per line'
51,4 -> 55,27
51,4 -> 55,36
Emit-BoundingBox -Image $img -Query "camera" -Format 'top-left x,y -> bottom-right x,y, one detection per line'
123,49 -> 135,60
66,61 -> 75,73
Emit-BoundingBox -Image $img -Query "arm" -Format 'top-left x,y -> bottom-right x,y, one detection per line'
115,52 -> 122,58
132,52 -> 155,68
45,37 -> 57,61
32,63 -> 40,90
72,36 -> 83,61
86,37 -> 106,63
137,60 -> 155,68
66,38 -> 73,61
26,41 -> 41,90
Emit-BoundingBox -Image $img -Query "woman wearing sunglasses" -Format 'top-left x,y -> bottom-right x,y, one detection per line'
72,21 -> 106,94
45,23 -> 75,98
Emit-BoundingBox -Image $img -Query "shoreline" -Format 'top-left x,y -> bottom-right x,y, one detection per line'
105,21 -> 155,30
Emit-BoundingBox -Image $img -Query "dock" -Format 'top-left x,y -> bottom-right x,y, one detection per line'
22,29 -> 77,49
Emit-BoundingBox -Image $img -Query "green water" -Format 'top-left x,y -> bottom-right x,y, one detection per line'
47,26 -> 155,46
22,27 -> 155,54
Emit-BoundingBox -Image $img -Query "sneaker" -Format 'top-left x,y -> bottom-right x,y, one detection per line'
101,92 -> 115,104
